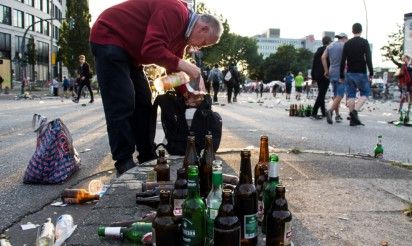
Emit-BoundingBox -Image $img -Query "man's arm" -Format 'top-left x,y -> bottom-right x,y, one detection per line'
340,44 -> 347,81
321,47 -> 329,78
365,40 -> 373,78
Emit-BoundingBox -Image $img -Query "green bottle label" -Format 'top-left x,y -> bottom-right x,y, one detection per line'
243,213 -> 257,239
182,218 -> 197,245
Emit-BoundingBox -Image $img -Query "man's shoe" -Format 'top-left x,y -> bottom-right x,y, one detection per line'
326,110 -> 333,124
335,115 -> 343,123
349,110 -> 364,126
233,98 -> 237,102
115,159 -> 137,177
89,99 -> 94,103
72,98 -> 79,103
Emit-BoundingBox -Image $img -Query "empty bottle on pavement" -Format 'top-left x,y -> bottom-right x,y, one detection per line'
200,133 -> 215,198
61,189 -> 99,204
265,185 -> 292,246
214,189 -> 240,246
152,190 -> 179,246
155,149 -> 170,181
206,162 -> 223,245
255,136 -> 269,224
374,135 -> 384,159
262,154 -> 280,234
235,150 -> 258,245
36,218 -> 55,246
97,222 -> 152,243
173,168 -> 188,216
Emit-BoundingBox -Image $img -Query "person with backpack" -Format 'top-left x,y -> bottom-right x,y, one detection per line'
284,72 -> 294,100
90,0 -> 223,175
208,64 -> 223,103
224,64 -> 240,103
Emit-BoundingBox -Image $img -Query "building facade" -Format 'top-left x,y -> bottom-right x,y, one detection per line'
0,0 -> 66,89
254,28 -> 335,58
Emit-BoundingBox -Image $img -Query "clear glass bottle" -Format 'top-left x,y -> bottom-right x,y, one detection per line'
206,162 -> 223,245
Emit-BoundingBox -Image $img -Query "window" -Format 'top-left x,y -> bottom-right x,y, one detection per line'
24,0 -> 34,7
34,17 -> 42,33
0,5 -> 11,25
0,32 -> 11,59
25,13 -> 34,30
13,9 -> 24,28
15,35 -> 24,55
43,21 -> 49,36
53,26 -> 59,39
35,0 -> 42,11
43,0 -> 49,14
36,40 -> 49,64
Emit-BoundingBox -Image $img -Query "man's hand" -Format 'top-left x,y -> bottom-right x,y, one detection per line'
323,71 -> 329,79
177,59 -> 201,81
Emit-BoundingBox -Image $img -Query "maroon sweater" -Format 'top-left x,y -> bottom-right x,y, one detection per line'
90,0 -> 189,73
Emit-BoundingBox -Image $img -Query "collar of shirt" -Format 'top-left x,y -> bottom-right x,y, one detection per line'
185,9 -> 199,40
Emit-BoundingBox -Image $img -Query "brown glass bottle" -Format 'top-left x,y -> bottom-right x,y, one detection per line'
172,168 -> 188,216
61,189 -> 99,204
152,190 -> 179,246
136,196 -> 160,208
183,135 -> 199,174
266,185 -> 292,246
235,150 -> 257,245
141,181 -> 174,192
200,134 -> 214,198
214,189 -> 241,246
155,149 -> 170,181
255,136 -> 269,224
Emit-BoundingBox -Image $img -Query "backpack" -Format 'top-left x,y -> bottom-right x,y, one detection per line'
212,71 -> 220,84
150,92 -> 222,155
23,115 -> 81,184
224,70 -> 232,81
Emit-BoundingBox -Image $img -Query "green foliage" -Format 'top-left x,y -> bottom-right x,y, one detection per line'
381,24 -> 404,68
59,0 -> 94,77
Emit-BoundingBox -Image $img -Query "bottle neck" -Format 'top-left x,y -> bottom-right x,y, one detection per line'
187,175 -> 200,197
239,157 -> 253,184
219,195 -> 235,216
258,138 -> 269,163
267,162 -> 279,179
183,138 -> 198,169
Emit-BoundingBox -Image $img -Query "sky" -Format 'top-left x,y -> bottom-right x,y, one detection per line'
89,0 -> 412,68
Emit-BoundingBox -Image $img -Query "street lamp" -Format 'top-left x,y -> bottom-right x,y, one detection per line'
362,0 -> 368,39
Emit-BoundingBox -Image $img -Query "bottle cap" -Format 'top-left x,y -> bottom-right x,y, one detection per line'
88,179 -> 104,194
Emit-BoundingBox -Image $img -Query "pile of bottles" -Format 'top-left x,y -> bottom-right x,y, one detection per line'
289,104 -> 312,117
35,214 -> 77,246
98,135 -> 293,246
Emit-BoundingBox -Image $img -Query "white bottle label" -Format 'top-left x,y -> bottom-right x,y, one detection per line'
104,227 -> 121,237
284,222 -> 292,244
173,199 -> 184,216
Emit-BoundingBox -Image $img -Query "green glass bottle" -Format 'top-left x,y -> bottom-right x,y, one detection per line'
374,135 -> 384,159
182,165 -> 206,245
97,222 -> 152,243
404,110 -> 410,124
399,110 -> 404,122
206,162 -> 223,245
262,154 -> 279,234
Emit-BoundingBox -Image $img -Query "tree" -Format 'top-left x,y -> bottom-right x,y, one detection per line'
26,35 -> 36,81
293,48 -> 313,76
381,24 -> 404,68
59,0 -> 93,77
261,45 -> 297,81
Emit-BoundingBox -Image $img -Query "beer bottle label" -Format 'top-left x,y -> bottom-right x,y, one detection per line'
284,221 -> 292,244
104,227 -> 122,238
257,200 -> 264,223
173,199 -> 184,216
182,218 -> 197,245
243,213 -> 257,239
62,197 -> 78,204
152,228 -> 156,245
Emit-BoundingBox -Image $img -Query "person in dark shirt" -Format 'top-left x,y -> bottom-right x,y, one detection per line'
311,36 -> 332,118
90,0 -> 223,175
72,55 -> 94,103
340,23 -> 373,126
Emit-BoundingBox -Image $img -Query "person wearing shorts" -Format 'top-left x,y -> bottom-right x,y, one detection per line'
340,23 -> 373,126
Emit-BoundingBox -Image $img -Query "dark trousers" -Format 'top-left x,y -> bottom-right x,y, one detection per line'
212,82 -> 220,102
76,80 -> 94,101
226,83 -> 234,103
205,81 -> 211,94
312,77 -> 330,116
91,43 -> 155,163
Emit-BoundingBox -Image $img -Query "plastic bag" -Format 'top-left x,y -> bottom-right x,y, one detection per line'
23,115 -> 81,184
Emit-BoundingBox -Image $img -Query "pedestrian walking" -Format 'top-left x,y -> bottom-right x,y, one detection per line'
90,0 -> 222,175
323,33 -> 348,124
340,23 -> 373,126
284,72 -> 294,101
208,64 -> 223,103
63,76 -> 70,98
224,64 -> 240,103
72,55 -> 94,104
52,77 -> 59,96
311,36 -> 332,118
295,72 -> 304,100
232,65 -> 241,102
397,53 -> 412,113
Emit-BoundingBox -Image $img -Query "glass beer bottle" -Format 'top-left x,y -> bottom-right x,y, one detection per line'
152,190 -> 179,246
61,189 -> 100,204
155,149 -> 170,181
374,135 -> 384,159
235,150 -> 257,245
262,154 -> 279,234
182,165 -> 206,245
266,185 -> 292,246
200,134 -> 215,198
173,168 -> 188,217
255,135 -> 269,224
98,222 -> 152,243
206,163 -> 223,245
183,135 -> 199,174
214,189 -> 241,246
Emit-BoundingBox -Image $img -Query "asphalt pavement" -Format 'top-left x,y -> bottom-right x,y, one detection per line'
1,89 -> 411,245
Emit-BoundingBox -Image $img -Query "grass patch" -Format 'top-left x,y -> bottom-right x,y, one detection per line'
390,161 -> 412,170
404,203 -> 412,218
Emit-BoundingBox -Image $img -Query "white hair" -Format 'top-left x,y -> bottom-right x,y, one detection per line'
199,14 -> 223,41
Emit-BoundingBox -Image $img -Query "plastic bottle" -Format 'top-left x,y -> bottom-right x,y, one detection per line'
55,214 -> 77,246
153,72 -> 190,92
36,218 -> 55,246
